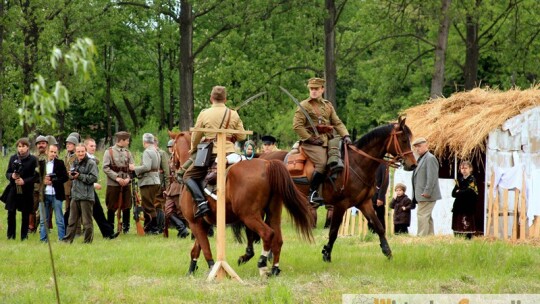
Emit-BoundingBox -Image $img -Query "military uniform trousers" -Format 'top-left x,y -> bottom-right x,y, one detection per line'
106,185 -> 132,211
140,184 -> 161,219
301,144 -> 327,174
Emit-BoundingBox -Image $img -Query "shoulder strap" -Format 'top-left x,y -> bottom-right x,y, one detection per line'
224,108 -> 232,129
218,108 -> 230,129
108,147 -> 117,167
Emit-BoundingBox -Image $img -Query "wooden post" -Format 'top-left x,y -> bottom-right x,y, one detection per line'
486,169 -> 495,236
502,189 -> 509,240
519,171 -> 527,240
493,188 -> 500,238
512,189 -> 519,240
190,127 -> 252,283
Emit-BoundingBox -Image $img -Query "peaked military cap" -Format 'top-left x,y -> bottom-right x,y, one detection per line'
307,77 -> 325,88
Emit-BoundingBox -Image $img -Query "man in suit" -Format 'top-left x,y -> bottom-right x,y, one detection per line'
411,137 -> 441,236
39,144 -> 69,242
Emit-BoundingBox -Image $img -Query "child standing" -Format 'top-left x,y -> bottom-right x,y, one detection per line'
451,161 -> 478,239
389,183 -> 415,234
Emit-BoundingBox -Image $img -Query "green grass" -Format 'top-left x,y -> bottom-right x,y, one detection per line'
1,155 -> 539,303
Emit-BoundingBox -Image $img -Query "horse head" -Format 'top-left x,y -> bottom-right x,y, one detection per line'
168,130 -> 191,170
386,117 -> 416,171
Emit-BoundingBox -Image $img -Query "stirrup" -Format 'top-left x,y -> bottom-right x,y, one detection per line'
309,191 -> 324,207
194,201 -> 210,218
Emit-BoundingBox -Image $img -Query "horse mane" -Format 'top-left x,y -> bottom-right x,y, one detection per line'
354,122 -> 412,149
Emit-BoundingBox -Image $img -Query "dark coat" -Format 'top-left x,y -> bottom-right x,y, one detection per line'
372,164 -> 389,205
451,175 -> 478,214
2,153 -> 38,212
70,156 -> 98,202
48,158 -> 69,201
389,194 -> 415,225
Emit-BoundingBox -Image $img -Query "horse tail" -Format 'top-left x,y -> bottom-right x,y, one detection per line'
231,222 -> 245,243
266,159 -> 314,242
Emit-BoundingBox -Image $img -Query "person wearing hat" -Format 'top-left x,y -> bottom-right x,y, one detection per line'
152,136 -> 170,234
292,77 -> 351,206
163,138 -> 190,238
102,131 -> 135,234
183,85 -> 246,218
134,133 -> 161,234
63,133 -> 80,229
261,135 -> 279,154
2,138 -> 38,240
29,135 -> 49,233
411,137 -> 441,236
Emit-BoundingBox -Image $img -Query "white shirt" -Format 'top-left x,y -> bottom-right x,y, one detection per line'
45,159 -> 55,195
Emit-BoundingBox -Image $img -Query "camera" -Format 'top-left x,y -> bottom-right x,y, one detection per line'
12,159 -> 23,174
47,173 -> 57,181
70,162 -> 80,177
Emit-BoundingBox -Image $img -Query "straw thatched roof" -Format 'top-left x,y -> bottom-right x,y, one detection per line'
403,86 -> 540,160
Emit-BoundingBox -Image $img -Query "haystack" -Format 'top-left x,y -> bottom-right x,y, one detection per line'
403,86 -> 540,160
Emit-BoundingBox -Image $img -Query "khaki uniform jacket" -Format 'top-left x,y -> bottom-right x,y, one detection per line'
166,154 -> 182,197
191,103 -> 246,154
293,97 -> 348,147
63,152 -> 77,196
134,145 -> 161,187
102,144 -> 134,186
157,148 -> 170,190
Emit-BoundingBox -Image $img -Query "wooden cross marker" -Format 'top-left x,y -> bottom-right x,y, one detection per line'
190,127 -> 252,282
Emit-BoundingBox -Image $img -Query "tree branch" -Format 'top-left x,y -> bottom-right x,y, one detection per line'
400,48 -> 434,83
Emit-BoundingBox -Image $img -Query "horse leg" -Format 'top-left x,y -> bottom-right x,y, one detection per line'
267,214 -> 283,276
322,203 -> 347,262
188,239 -> 201,275
237,228 -> 256,266
243,218 -> 274,277
190,221 -> 215,271
358,200 -> 392,259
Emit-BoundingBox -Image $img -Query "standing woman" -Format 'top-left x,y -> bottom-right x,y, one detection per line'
451,161 -> 478,239
2,138 -> 38,240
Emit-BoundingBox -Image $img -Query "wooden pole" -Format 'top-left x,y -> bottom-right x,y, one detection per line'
486,169 -> 495,236
519,171 -> 527,240
502,189 -> 509,240
512,189 -> 519,240
190,127 -> 252,283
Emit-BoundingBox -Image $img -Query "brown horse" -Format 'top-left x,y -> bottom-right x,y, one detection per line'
260,117 -> 416,262
172,133 -> 314,276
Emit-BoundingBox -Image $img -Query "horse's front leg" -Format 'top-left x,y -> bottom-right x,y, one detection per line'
358,200 -> 392,259
322,203 -> 347,262
189,220 -> 215,274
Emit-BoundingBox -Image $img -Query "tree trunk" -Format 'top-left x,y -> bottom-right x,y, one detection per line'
21,0 -> 39,135
110,101 -> 127,132
157,42 -> 166,129
168,49 -> 176,130
122,96 -> 139,132
104,46 -> 113,146
430,0 -> 452,99
324,0 -> 337,107
463,4 -> 480,90
179,0 -> 194,131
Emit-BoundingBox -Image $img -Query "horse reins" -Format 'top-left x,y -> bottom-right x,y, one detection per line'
343,125 -> 413,188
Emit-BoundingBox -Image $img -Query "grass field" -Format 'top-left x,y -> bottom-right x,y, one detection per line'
1,155 -> 539,303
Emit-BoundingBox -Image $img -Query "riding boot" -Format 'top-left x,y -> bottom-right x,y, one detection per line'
107,210 -> 116,228
156,209 -> 165,233
308,172 -> 325,207
170,214 -> 189,238
185,178 -> 210,218
122,209 -> 131,234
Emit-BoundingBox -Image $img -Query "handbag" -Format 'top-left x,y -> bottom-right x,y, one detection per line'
194,141 -> 214,167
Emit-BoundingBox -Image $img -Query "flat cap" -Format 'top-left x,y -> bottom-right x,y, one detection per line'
65,135 -> 79,145
35,135 -> 48,144
307,77 -> 325,88
261,135 -> 276,145
211,86 -> 227,102
115,131 -> 131,141
412,137 -> 427,146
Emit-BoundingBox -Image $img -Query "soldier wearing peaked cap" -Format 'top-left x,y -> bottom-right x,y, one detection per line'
183,85 -> 246,218
102,131 -> 135,234
261,135 -> 280,154
292,77 -> 351,206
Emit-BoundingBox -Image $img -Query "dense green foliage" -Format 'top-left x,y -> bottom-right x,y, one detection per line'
1,0 -> 539,148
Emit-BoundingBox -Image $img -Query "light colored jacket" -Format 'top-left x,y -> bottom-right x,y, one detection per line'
412,151 -> 441,202
134,145 -> 161,187
102,144 -> 134,186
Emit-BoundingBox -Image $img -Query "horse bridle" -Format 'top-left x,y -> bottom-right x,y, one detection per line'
342,124 -> 413,188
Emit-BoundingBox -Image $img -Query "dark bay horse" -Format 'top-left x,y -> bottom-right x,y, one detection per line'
261,117 -> 416,262
171,132 -> 314,276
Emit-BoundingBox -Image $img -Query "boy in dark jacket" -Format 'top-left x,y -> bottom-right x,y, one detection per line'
389,183 -> 415,234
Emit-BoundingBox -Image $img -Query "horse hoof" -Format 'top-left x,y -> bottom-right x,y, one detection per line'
238,256 -> 247,266
322,245 -> 332,263
270,266 -> 281,276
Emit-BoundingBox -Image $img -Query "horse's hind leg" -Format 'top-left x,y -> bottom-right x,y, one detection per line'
322,203 -> 347,262
358,200 -> 392,259
243,218 -> 274,277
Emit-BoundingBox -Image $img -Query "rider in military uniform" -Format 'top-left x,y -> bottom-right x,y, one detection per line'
153,137 -> 170,233
183,86 -> 246,218
102,131 -> 135,234
292,77 -> 351,205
